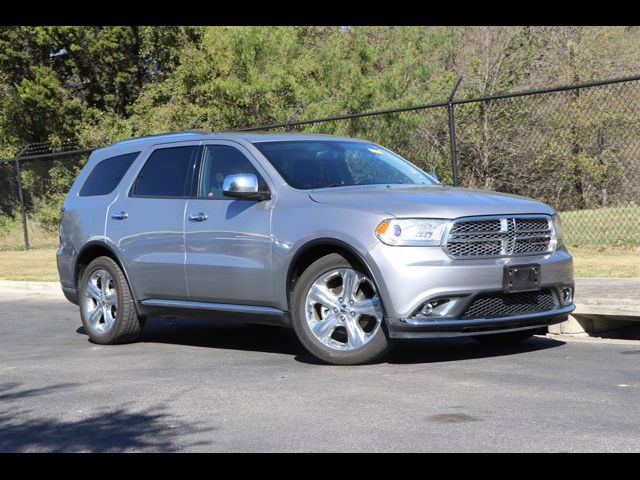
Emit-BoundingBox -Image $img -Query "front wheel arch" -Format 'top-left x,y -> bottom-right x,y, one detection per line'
286,238 -> 386,317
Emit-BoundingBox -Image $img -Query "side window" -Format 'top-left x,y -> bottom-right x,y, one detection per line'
79,152 -> 139,197
131,146 -> 196,197
198,145 -> 268,199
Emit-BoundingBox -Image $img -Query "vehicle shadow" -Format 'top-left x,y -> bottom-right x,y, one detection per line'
0,382 -> 213,452
385,335 -> 566,365
78,317 -> 305,357
76,317 -> 566,366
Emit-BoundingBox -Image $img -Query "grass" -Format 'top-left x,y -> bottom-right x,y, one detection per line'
0,249 -> 59,282
561,206 -> 640,248
560,206 -> 640,276
0,215 -> 61,281
0,215 -> 58,251
570,246 -> 640,278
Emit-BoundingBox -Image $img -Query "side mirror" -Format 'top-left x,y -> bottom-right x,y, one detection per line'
222,174 -> 271,201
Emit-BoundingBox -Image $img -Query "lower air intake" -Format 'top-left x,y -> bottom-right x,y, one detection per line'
460,289 -> 558,319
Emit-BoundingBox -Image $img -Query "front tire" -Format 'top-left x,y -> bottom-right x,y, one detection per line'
79,256 -> 144,344
291,253 -> 390,365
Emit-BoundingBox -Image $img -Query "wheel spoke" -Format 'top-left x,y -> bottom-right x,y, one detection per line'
351,296 -> 382,318
86,281 -> 101,301
308,283 -> 340,310
311,313 -> 339,341
340,269 -> 360,302
103,306 -> 115,327
88,306 -> 102,326
100,271 -> 110,293
104,292 -> 117,306
344,315 -> 366,349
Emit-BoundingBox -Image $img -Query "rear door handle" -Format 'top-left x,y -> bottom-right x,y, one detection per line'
111,211 -> 128,220
188,212 -> 208,222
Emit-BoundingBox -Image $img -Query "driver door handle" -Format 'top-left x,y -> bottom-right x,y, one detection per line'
189,212 -> 208,222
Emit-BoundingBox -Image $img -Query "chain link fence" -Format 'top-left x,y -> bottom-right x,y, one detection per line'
0,142 -> 91,250
454,79 -> 640,248
1,75 -> 639,250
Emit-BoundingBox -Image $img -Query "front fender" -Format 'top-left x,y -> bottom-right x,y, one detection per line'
271,201 -> 389,312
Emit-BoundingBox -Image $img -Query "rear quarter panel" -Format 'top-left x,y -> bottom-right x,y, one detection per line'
57,146 -> 149,294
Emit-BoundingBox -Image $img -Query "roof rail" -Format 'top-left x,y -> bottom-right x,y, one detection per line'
111,130 -> 215,146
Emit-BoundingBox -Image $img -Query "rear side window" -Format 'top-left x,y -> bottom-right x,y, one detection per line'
131,146 -> 197,197
79,152 -> 139,197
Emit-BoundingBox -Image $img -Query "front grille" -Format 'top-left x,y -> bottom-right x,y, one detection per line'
445,216 -> 553,258
460,289 -> 558,319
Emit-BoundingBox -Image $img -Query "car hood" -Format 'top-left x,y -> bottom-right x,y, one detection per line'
308,185 -> 555,218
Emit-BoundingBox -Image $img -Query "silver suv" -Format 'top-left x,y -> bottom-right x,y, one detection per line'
57,132 -> 575,365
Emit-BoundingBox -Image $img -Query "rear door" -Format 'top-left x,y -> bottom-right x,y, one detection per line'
184,141 -> 275,306
107,143 -> 199,301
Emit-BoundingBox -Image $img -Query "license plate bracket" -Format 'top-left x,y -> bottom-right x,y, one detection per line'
503,264 -> 541,293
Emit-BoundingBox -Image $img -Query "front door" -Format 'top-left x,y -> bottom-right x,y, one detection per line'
184,142 -> 274,306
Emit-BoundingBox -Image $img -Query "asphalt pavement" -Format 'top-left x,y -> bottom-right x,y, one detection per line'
1,287 -> 639,452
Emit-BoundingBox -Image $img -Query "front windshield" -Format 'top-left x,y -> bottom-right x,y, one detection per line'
253,140 -> 437,190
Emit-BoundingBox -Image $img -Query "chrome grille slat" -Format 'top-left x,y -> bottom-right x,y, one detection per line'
445,215 -> 553,258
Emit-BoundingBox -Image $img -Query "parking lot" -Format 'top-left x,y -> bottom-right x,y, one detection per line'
1,286 -> 639,452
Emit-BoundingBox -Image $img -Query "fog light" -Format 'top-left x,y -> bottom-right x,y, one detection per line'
421,302 -> 435,316
561,287 -> 574,305
404,298 -> 459,324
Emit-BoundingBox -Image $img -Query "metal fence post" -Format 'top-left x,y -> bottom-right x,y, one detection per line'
14,146 -> 30,251
447,77 -> 463,186
284,102 -> 303,131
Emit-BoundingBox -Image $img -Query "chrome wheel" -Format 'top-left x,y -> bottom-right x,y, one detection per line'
82,269 -> 118,334
304,268 -> 383,351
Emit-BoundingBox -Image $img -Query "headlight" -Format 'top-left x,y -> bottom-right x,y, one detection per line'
552,214 -> 563,240
374,218 -> 449,246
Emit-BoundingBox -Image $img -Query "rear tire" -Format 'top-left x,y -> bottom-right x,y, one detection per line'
79,256 -> 144,344
291,253 -> 390,365
472,329 -> 535,345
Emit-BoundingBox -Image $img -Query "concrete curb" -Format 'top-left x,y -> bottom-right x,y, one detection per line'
550,278 -> 640,336
0,280 -> 63,298
546,333 -> 640,346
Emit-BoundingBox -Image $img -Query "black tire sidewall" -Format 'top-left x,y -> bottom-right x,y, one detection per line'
291,253 -> 390,365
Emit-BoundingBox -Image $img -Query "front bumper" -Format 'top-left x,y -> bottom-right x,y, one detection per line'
386,304 -> 574,339
365,242 -> 574,338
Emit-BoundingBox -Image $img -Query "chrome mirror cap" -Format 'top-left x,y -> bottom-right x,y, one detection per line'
223,173 -> 259,194
222,174 -> 270,201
